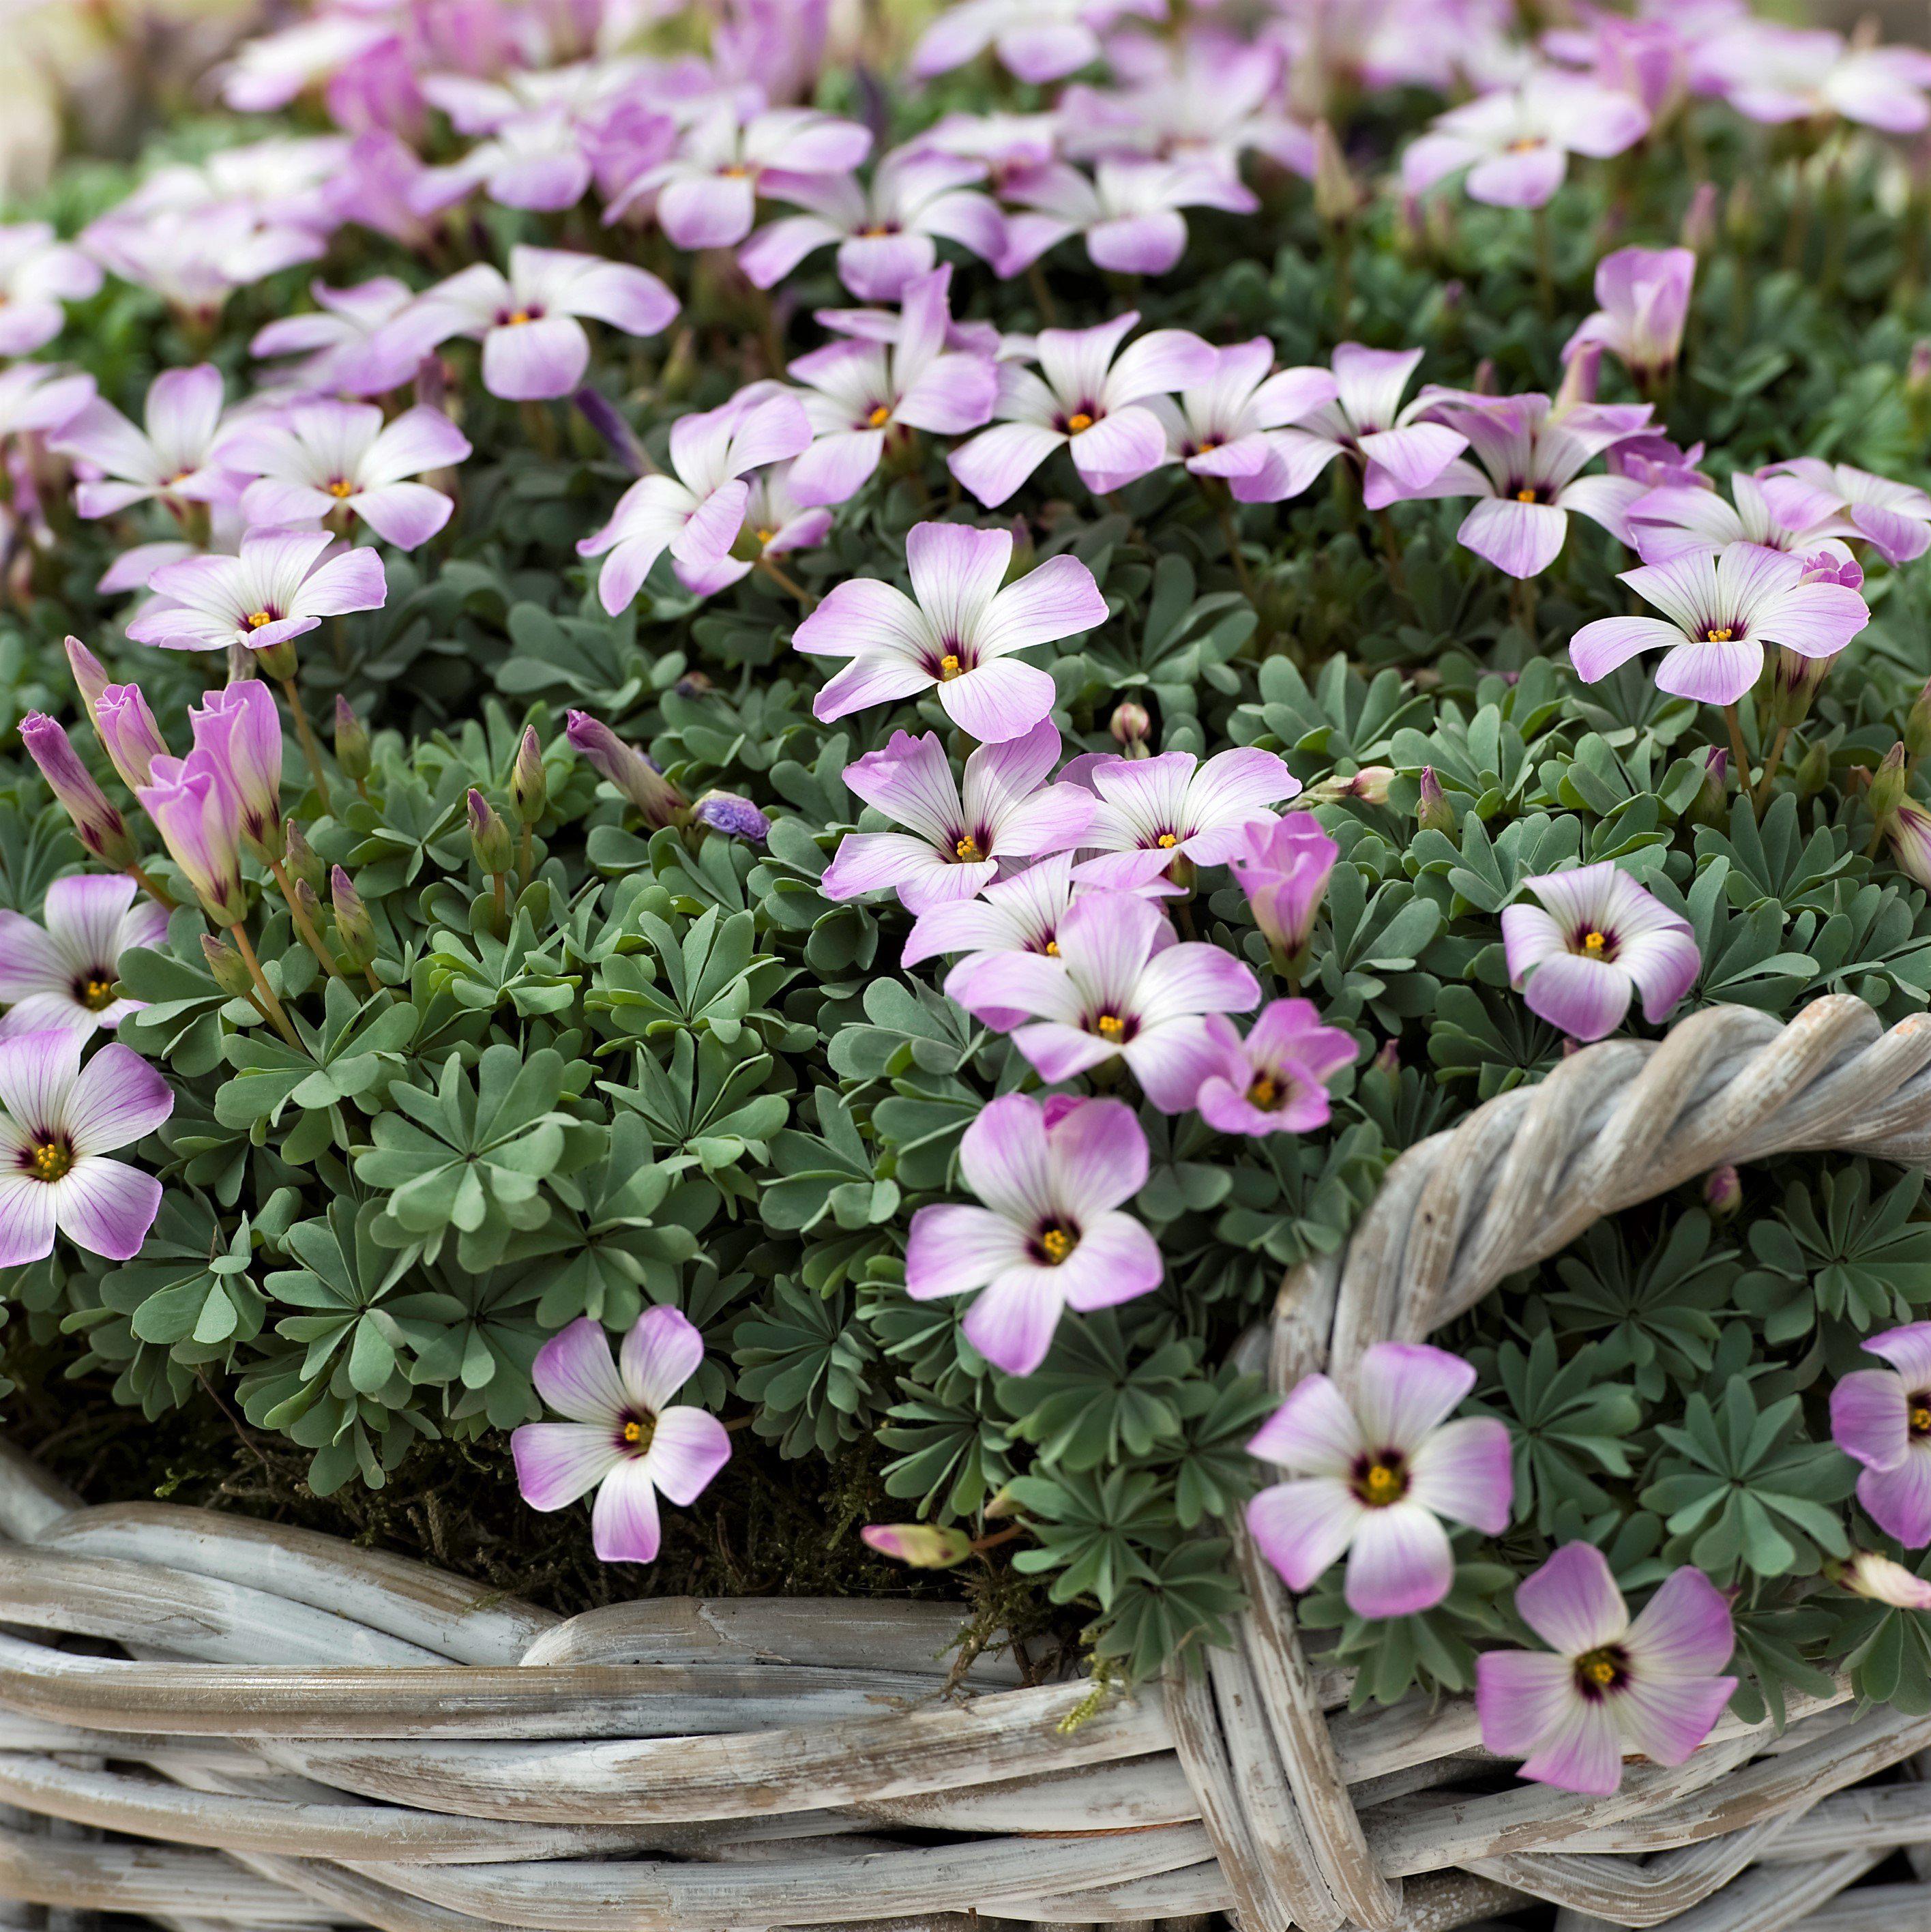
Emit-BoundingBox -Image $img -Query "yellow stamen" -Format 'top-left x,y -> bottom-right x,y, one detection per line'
867,404 -> 891,427
1705,626 -> 1735,642
326,478 -> 355,499
1516,488 -> 1537,503
1361,1462 -> 1402,1505
938,652 -> 962,679
859,223 -> 891,237
1913,1405 -> 1931,1434
954,835 -> 982,861
28,1140 -> 71,1183
1508,136 -> 1543,153
245,611 -> 274,630
1247,1073 -> 1278,1109
1584,1656 -> 1617,1687
755,526 -> 776,544
1066,411 -> 1094,433
1582,930 -> 1608,954
1039,1227 -> 1073,1263
620,1416 -> 654,1450
1044,939 -> 1060,956
506,308 -> 533,325
719,163 -> 751,178
1095,1013 -> 1126,1040
80,976 -> 116,1012
1155,832 -> 1179,849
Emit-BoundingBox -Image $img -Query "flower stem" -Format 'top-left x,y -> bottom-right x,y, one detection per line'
1026,261 -> 1059,326
1375,508 -> 1407,593
1533,203 -> 1555,319
1752,724 -> 1790,813
1722,703 -> 1754,815
1215,496 -> 1256,603
278,675 -> 334,814
129,862 -> 177,910
519,821 -> 535,891
228,923 -> 301,1049
493,870 -> 508,924
756,555 -> 817,610
269,858 -> 344,980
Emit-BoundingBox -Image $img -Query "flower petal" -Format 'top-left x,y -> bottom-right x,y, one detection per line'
1520,1697 -> 1626,1796
1355,1341 -> 1477,1453
512,1422 -> 620,1510
642,1405 -> 731,1506
1477,1648 -> 1578,1759
0,1173 -> 57,1268
963,1266 -> 1065,1375
532,1317 -> 627,1424
48,1155 -> 162,1261
1621,1566 -> 1737,1682
906,1201 -> 1031,1300
619,1304 -> 705,1413
1516,1542 -> 1628,1654
1250,1373 -> 1364,1476
591,1459 -> 664,1563
1055,1210 -> 1163,1313
1833,1368 -> 1913,1471
1344,1503 -> 1455,1619
60,1042 -> 174,1155
1406,1416 -> 1515,1535
1247,1476 -> 1363,1592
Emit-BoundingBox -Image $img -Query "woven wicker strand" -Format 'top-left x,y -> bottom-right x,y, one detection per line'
8,994 -> 1931,1932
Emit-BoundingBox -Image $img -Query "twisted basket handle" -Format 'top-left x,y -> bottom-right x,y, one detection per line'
1180,995 -> 1931,1932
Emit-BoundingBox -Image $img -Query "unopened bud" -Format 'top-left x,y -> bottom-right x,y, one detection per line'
1310,764 -> 1392,805
1725,178 -> 1756,245
1833,1549 -> 1931,1609
20,713 -> 137,869
331,866 -> 375,971
692,790 -> 771,843
293,873 -> 325,937
250,636 -> 298,682
1554,340 -> 1600,414
512,725 -> 548,826
1871,742 -> 1909,824
1703,1163 -> 1741,1223
1889,797 -> 1931,890
1795,739 -> 1830,798
334,697 -> 370,782
1689,746 -> 1729,827
1110,701 -> 1153,755
201,932 -> 256,1001
1680,181 -> 1719,253
64,635 -> 109,714
572,385 -> 647,475
1414,765 -> 1456,836
468,789 -> 513,874
284,819 -> 323,894
1770,645 -> 1833,728
673,670 -> 715,699
565,709 -> 687,828
860,1523 -> 973,1568
1312,119 -> 1358,225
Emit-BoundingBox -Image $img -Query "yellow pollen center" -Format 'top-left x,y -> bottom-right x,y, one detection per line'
80,976 -> 116,1011
1247,1074 -> 1279,1109
1067,411 -> 1093,433
860,223 -> 890,237
867,404 -> 891,427
1044,939 -> 1060,956
1516,488 -> 1537,503
28,1140 -> 71,1183
620,1415 -> 654,1450
939,652 -> 962,679
1584,1656 -> 1617,1687
1509,136 -> 1543,152
954,835 -> 982,861
245,610 -> 274,629
1913,1405 -> 1931,1434
1095,1013 -> 1127,1041
755,526 -> 775,544
327,478 -> 355,499
506,308 -> 533,325
1039,1227 -> 1073,1263
1582,931 -> 1608,954
719,163 -> 750,177
1361,1463 -> 1401,1505
1705,626 -> 1735,642
1155,832 -> 1179,849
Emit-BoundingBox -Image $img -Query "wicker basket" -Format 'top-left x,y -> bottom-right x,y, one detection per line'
7,992 -> 1931,1932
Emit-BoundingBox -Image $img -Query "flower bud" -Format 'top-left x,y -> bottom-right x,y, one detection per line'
1888,796 -> 1931,890
64,635 -> 109,714
200,933 -> 257,1001
511,725 -> 548,826
331,866 -> 376,971
21,713 -> 138,870
94,683 -> 171,792
1414,765 -> 1456,836
1769,645 -> 1834,729
1833,1549 -> 1931,1610
284,819 -> 323,894
251,635 -> 299,683
673,670 -> 715,699
1702,1163 -> 1741,1223
1554,340 -> 1600,415
1907,680 -> 1931,763
1226,811 -> 1338,963
1309,765 -> 1392,805
1795,739 -> 1830,798
468,788 -> 513,874
334,697 -> 371,784
692,790 -> 771,844
293,873 -> 326,937
572,385 -> 647,475
1312,119 -> 1358,225
135,752 -> 248,927
1110,701 -> 1153,755
1871,742 -> 1909,825
1680,180 -> 1719,253
860,1523 -> 973,1568
1688,746 -> 1729,828
565,709 -> 688,828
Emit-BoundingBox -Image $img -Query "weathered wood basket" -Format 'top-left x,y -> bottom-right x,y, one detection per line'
8,993 -> 1931,1932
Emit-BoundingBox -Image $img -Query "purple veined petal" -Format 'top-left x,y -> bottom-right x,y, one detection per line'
1615,1673 -> 1737,1768
997,212 -> 1078,277
351,482 -> 455,549
1239,430 -> 1346,503
661,171 -> 761,248
58,1042 -> 173,1156
1068,407 -> 1170,493
670,479 -> 752,567
1249,366 -> 1342,430
1356,422 -> 1468,497
977,555 -> 1108,660
641,1405 -> 731,1506
1355,1341 -> 1479,1454
1086,211 -> 1189,276
789,429 -> 886,508
1401,130 -> 1484,196
363,405 -> 473,483
998,18 -> 1101,84
958,1090 -> 1055,1220
591,1458 -> 664,1563
1406,1416 -> 1515,1536
896,353 -> 1000,439
1851,502 -> 1931,566
0,1172 -> 58,1268
297,546 -> 389,620
846,729 -> 967,839
1133,942 -> 1262,1025
1559,472 -> 1648,544
1477,1648 -> 1578,1759
0,1027 -> 83,1135
1250,1372 -> 1364,1476
1521,950 -> 1634,1042
1459,498 -> 1570,580
532,1316 -> 628,1424
793,574 -> 928,663
1046,1096 -> 1148,1219
1568,615 -> 1687,685
241,479 -> 334,529
1617,925 -> 1700,1025
1054,1210 -> 1163,1312
1859,1447 -> 1931,1548
992,782 -> 1095,858
513,1421 -> 622,1510
821,831 -> 956,903
813,652 -> 938,724
898,856 -> 998,915
838,231 -> 938,304
1621,1566 -> 1737,1682
1012,1017 -> 1122,1085
1125,1013 -> 1226,1113
963,1265 -> 1066,1376
1246,1476 -> 1364,1592
1106,329 -> 1218,407
739,214 -> 844,289
483,314 -> 589,400
941,657 -> 1057,742
949,421 -> 1068,507
619,1304 -> 704,1413
1753,581 -> 1871,660
1833,1368 -> 1913,1472
906,1201 -> 1033,1300
1466,143 -> 1569,208
1188,434 -> 1274,482
907,519 -> 1012,638
48,1154 -> 162,1261
1516,1542 -> 1630,1655
0,995 -> 97,1041
1501,903 -> 1569,986
1653,636 -> 1763,707
1520,1694 -> 1626,1796
1343,1502 -> 1456,1619
1868,1323 -> 1931,1390
0,912 -> 66,1005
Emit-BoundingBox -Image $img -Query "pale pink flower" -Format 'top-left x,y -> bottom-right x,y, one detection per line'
1071,748 -> 1301,887
0,223 -> 102,357
0,877 -> 168,1040
1194,999 -> 1355,1137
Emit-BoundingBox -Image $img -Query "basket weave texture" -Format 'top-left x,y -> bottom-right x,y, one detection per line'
7,993 -> 1931,1932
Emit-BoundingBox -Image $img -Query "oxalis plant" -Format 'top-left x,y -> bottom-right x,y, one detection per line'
10,0 -> 1931,1796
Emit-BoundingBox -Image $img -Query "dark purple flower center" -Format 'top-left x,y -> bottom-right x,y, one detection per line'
929,636 -> 974,682
1574,1645 -> 1631,1700
499,302 -> 546,326
1246,1066 -> 1304,1111
73,969 -> 118,1012
245,606 -> 281,630
1700,622 -> 1741,643
1911,1394 -> 1931,1438
1510,480 -> 1550,504
1030,1218 -> 1079,1265
1091,1010 -> 1136,1044
1350,1449 -> 1408,1508
613,1407 -> 656,1457
949,821 -> 994,863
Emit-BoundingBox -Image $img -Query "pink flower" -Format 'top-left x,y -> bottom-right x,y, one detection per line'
1766,459 -> 1931,569
1194,999 -> 1354,1137
577,393 -> 812,613
1143,339 -> 1340,502
511,1308 -> 731,1564
911,0 -> 1163,87
1071,747 -> 1301,887
1832,1323 -> 1931,1548
1248,1341 -> 1512,1618
1247,344 -> 1469,509
83,203 -> 325,323
20,715 -> 135,872
1627,469 -> 1847,566
1402,73 -> 1650,209
50,365 -> 241,518
606,102 -> 872,244
187,681 -> 285,862
0,1028 -> 173,1266
794,520 -> 1106,741
1410,392 -> 1652,579
904,1093 -> 1162,1375
821,722 -> 1094,915
223,402 -> 472,550
677,462 -> 832,596
0,364 -> 94,442
564,712 -> 686,829
0,223 -> 102,357
740,148 -> 1006,302
998,158 -> 1257,278
412,246 -> 677,400
1569,542 -> 1872,706
248,277 -> 443,397
1565,247 -> 1696,385
1838,1549 -> 1931,1611
949,312 -> 1215,508
785,266 -> 997,508
1226,811 -> 1338,958
1477,1545 -> 1737,1796
1693,25 -> 1931,134
953,889 -> 1258,1110
129,527 -> 388,657
134,752 -> 247,926
90,681 -> 170,794
0,877 -> 168,1040
1502,862 -> 1699,1042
